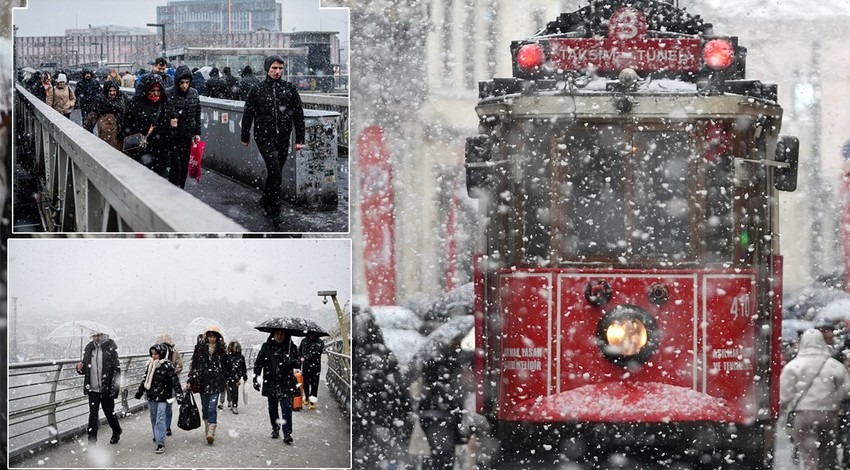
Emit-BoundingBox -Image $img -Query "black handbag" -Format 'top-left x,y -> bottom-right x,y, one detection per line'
177,392 -> 201,431
122,132 -> 147,155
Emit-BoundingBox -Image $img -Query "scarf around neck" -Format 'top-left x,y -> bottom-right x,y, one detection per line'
144,358 -> 163,391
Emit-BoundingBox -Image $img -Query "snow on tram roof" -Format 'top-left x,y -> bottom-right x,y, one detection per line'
697,0 -> 850,19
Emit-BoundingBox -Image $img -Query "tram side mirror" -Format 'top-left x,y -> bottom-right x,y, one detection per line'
774,135 -> 799,192
466,134 -> 492,197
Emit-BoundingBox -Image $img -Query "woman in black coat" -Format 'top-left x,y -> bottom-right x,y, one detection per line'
224,340 -> 248,413
253,329 -> 299,444
119,73 -> 177,178
135,343 -> 183,454
187,325 -> 227,444
84,81 -> 127,150
165,65 -> 201,188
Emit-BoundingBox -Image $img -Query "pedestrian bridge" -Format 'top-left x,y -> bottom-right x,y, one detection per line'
8,349 -> 351,468
13,84 -> 349,233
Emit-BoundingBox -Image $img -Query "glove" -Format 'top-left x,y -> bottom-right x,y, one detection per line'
253,378 -> 261,392
176,394 -> 185,405
134,389 -> 144,400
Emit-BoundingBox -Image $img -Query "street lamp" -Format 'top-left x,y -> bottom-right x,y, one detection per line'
147,23 -> 166,58
318,290 -> 350,356
91,41 -> 103,65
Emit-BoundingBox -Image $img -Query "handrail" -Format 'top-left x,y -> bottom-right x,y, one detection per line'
324,346 -> 351,417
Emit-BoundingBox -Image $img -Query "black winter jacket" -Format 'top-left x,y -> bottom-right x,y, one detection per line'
166,65 -> 202,139
299,336 -> 324,376
253,336 -> 300,398
77,338 -> 121,398
225,352 -> 248,384
75,74 -> 102,112
237,66 -> 260,101
84,81 -> 126,131
189,341 -> 228,394
240,76 -> 305,145
119,74 -> 176,149
136,359 -> 183,402
204,74 -> 230,99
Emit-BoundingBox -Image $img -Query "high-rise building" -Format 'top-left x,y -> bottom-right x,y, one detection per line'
157,0 -> 282,34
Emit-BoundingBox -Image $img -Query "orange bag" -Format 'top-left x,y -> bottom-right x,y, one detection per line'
187,141 -> 206,182
293,370 -> 305,411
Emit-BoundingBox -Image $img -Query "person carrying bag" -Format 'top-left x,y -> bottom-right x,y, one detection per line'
178,392 -> 201,431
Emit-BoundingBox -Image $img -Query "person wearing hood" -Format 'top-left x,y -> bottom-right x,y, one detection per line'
84,81 -> 127,150
27,71 -> 47,102
253,329 -> 300,444
222,66 -> 239,99
46,73 -> 75,118
135,343 -> 184,454
166,65 -> 202,188
780,329 -> 850,469
76,69 -> 101,121
191,67 -> 207,96
240,55 -> 306,226
186,325 -> 228,444
75,331 -> 122,449
155,333 -> 185,436
224,340 -> 248,414
120,73 -> 177,177
203,67 -> 230,99
237,65 -> 259,101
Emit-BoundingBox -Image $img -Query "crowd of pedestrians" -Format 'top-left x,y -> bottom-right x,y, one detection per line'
21,54 -> 306,226
75,324 -> 325,455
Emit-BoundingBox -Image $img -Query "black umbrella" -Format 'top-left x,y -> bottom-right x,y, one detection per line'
254,316 -> 329,337
406,315 -> 474,381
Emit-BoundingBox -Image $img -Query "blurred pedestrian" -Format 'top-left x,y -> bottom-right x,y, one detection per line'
204,67 -> 229,99
222,66 -> 239,99
186,325 -> 228,444
191,67 -> 207,96
240,54 -> 305,227
135,68 -> 147,88
165,65 -> 201,188
152,57 -> 174,89
120,73 -> 177,177
107,68 -> 121,87
121,70 -> 136,89
225,340 -> 248,414
155,333 -> 185,436
299,332 -> 324,409
84,81 -> 127,150
781,328 -> 850,470
237,65 -> 259,101
418,335 -> 466,470
135,343 -> 184,454
26,71 -> 47,101
75,69 -> 101,121
46,73 -> 75,118
75,331 -> 122,449
253,329 -> 299,444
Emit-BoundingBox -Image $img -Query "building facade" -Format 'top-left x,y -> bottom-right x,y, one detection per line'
157,0 -> 282,34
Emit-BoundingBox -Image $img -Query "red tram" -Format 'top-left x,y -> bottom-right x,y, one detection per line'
465,1 -> 799,468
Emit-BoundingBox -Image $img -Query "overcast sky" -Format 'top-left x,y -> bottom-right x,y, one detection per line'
8,238 -> 351,315
13,0 -> 348,44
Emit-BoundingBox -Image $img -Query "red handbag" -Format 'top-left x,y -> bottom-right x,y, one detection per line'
188,141 -> 206,182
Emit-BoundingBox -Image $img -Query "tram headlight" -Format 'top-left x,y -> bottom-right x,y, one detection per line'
597,305 -> 660,366
517,43 -> 546,71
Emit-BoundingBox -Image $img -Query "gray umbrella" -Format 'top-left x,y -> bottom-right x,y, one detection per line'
406,315 -> 474,380
254,316 -> 329,337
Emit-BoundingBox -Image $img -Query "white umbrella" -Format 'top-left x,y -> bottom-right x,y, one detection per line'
198,66 -> 212,80
815,298 -> 850,322
46,320 -> 117,357
184,317 -> 225,337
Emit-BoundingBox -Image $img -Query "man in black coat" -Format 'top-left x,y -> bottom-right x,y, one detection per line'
253,329 -> 299,444
75,331 -> 122,447
298,333 -> 324,409
222,66 -> 239,100
75,69 -> 101,123
237,65 -> 259,101
166,65 -> 202,188
240,55 -> 306,226
204,67 -> 230,99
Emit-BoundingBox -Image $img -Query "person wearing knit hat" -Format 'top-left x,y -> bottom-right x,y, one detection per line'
240,54 -> 306,227
46,73 -> 75,118
186,325 -> 227,444
135,343 -> 184,454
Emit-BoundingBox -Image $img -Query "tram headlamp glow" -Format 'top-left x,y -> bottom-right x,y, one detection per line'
702,39 -> 735,70
597,305 -> 660,366
517,43 -> 545,71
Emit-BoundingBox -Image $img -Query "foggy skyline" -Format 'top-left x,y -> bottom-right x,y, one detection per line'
13,0 -> 349,44
8,238 -> 351,316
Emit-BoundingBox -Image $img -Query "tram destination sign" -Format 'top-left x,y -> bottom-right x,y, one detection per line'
548,7 -> 701,73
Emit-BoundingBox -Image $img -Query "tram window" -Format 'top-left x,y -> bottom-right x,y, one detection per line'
563,128 -> 628,258
523,125 -> 553,263
704,123 -> 734,262
631,131 -> 692,259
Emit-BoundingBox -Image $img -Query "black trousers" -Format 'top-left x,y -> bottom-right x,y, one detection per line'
255,139 -> 290,215
226,381 -> 240,406
87,391 -> 121,443
303,371 -> 320,399
169,137 -> 192,188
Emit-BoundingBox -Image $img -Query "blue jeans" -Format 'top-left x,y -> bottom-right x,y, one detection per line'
148,401 -> 167,445
165,401 -> 173,430
200,392 -> 220,424
267,396 -> 293,434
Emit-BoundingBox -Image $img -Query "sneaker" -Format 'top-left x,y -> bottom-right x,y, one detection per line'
270,429 -> 280,439
166,428 -> 172,436
155,445 -> 165,454
232,407 -> 238,415
217,403 -> 223,410
308,402 -> 316,410
283,433 -> 293,444
109,429 -> 122,444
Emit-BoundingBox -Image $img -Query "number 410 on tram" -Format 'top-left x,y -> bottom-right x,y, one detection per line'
465,1 -> 799,468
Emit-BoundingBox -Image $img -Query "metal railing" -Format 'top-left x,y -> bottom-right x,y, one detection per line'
14,84 -> 246,233
300,92 -> 349,151
325,343 -> 351,417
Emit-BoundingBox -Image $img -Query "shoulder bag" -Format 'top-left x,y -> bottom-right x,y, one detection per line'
177,392 -> 201,431
123,103 -> 163,156
787,358 -> 828,428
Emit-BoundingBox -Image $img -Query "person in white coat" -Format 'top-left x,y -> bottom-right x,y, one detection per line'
780,328 -> 850,469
